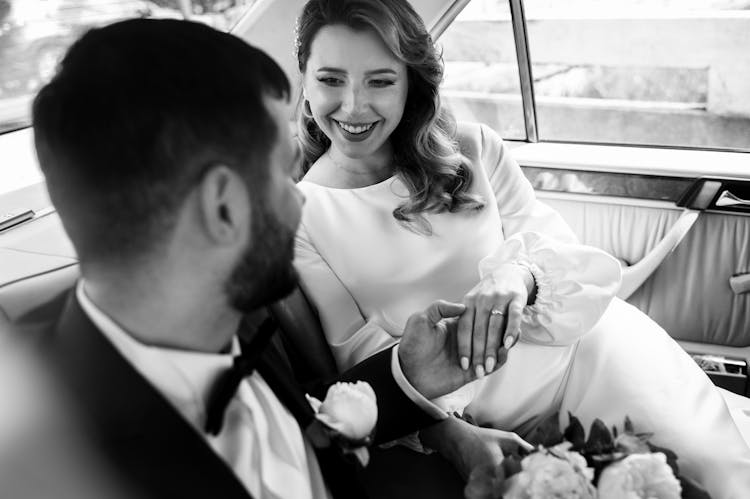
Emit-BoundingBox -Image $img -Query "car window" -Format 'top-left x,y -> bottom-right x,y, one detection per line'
0,0 -> 257,135
438,0 -> 750,152
439,0 -> 526,140
524,0 -> 750,151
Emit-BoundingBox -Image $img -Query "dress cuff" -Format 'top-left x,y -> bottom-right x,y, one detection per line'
390,345 -> 449,421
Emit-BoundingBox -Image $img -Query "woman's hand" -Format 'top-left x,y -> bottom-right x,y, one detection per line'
457,263 -> 536,376
419,416 -> 532,481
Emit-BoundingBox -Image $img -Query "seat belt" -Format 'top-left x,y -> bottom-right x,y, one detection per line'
617,209 -> 700,300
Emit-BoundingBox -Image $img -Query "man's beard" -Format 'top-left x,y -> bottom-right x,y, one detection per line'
224,200 -> 298,313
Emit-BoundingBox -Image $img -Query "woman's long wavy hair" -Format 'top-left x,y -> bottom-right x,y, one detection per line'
295,0 -> 484,234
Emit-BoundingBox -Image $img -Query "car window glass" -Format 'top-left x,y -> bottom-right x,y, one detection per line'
0,0 -> 257,134
524,0 -> 750,151
439,0 -> 526,140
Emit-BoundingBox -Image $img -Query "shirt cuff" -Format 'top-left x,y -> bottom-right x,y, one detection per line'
390,345 -> 449,421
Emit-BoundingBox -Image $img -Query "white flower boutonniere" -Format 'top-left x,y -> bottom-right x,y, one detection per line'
306,381 -> 378,466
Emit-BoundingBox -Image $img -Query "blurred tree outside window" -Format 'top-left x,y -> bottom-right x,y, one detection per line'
0,0 -> 257,133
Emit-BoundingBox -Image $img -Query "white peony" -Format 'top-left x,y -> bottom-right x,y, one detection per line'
550,442 -> 595,482
315,381 -> 378,441
597,452 -> 681,499
503,451 -> 597,499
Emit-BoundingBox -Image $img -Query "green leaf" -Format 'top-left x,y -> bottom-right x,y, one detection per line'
623,416 -> 634,435
564,413 -> 586,450
584,419 -> 615,454
527,411 -> 564,447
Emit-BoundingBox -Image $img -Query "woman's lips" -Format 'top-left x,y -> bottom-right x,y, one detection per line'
334,119 -> 378,143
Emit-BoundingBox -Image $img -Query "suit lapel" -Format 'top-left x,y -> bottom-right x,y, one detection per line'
253,329 -> 369,499
50,291 -> 253,499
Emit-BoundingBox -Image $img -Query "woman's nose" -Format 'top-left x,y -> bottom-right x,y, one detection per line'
341,84 -> 367,115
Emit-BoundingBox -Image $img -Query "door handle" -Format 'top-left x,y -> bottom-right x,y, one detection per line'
715,190 -> 750,208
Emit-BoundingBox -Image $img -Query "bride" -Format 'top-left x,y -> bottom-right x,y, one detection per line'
291,0 -> 750,496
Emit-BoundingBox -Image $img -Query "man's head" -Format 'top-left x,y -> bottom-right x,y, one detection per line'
33,19 -> 303,312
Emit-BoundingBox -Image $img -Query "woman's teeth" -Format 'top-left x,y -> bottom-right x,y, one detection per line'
336,121 -> 375,134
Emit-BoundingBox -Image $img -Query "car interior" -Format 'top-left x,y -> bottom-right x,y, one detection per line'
1,0 -> 749,477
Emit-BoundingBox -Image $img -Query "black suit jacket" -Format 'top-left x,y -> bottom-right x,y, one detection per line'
22,290 -> 439,499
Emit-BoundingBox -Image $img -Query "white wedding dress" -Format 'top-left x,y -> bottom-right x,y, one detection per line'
294,122 -> 750,498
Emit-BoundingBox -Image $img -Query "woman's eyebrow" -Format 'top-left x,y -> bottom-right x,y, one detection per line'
365,69 -> 398,76
315,66 -> 346,73
315,67 -> 399,76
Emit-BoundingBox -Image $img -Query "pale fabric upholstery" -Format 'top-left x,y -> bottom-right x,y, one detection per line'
546,198 -> 750,347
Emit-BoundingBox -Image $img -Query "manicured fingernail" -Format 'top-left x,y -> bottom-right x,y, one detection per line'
475,365 -> 485,379
485,357 -> 496,373
504,335 -> 515,350
460,357 -> 469,371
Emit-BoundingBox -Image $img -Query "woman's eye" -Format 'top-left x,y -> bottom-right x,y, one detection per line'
370,79 -> 395,88
318,77 -> 343,86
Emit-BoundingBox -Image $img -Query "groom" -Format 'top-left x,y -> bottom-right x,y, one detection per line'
26,18 -> 476,499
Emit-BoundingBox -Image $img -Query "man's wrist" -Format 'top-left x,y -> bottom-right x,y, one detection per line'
391,345 -> 448,420
419,416 -> 461,457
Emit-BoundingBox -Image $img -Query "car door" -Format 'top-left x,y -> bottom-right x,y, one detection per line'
436,0 -> 750,396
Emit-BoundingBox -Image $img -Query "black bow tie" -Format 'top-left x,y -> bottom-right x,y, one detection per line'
204,315 -> 278,436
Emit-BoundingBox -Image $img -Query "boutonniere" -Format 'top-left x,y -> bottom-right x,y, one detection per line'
305,381 -> 378,466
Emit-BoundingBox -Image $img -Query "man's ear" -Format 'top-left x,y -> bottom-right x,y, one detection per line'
197,165 -> 251,245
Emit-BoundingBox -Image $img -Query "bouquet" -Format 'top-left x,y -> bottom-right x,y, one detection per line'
464,412 -> 711,499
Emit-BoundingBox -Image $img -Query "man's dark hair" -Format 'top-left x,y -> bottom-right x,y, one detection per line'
33,19 -> 290,264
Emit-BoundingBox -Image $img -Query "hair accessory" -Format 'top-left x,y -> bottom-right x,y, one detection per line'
293,17 -> 302,60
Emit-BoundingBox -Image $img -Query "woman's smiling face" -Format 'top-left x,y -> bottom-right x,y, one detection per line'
303,24 -> 408,162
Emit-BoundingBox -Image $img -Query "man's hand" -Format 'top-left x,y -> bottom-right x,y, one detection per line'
449,424 -> 532,480
420,416 -> 532,481
398,300 -> 508,400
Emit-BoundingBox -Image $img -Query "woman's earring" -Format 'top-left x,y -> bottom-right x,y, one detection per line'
302,99 -> 314,119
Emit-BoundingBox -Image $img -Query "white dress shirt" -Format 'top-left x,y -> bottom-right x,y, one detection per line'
76,279 -> 447,498
76,281 -> 329,499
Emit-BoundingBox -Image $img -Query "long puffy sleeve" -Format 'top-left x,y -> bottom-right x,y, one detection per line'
295,218 -> 477,420
473,124 -> 622,345
294,222 -> 398,372
295,221 -> 457,453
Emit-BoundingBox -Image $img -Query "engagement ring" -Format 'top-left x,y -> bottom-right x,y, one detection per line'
490,309 -> 505,316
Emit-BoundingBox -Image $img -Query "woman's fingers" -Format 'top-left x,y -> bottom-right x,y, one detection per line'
484,307 -> 506,373
457,304 -> 475,371
471,307 -> 491,377
502,297 -> 524,351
